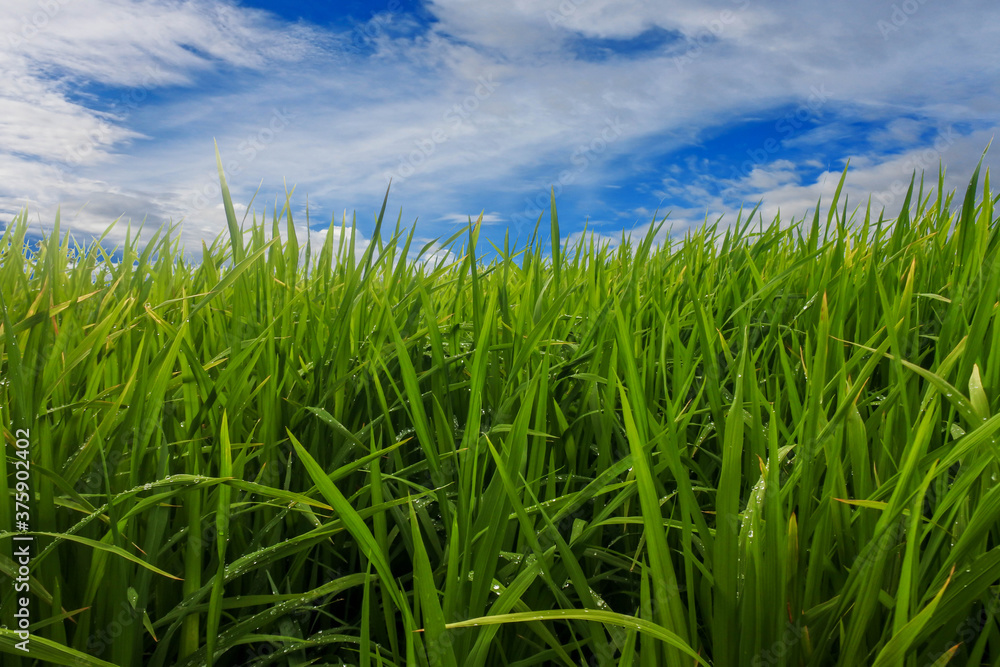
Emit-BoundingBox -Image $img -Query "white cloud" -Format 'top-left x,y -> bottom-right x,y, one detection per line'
2,0 -> 326,87
414,244 -> 458,267
648,126 -> 999,243
437,211 -> 504,225
565,229 -> 622,251
742,160 -> 800,191
0,0 -> 335,251
0,0 -> 997,256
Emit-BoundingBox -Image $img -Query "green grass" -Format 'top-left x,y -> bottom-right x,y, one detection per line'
3,149 -> 1000,666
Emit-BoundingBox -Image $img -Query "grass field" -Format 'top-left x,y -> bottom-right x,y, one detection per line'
2,150 -> 1000,666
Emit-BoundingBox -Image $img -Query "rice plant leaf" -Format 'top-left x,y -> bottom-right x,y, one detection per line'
188,237 -> 277,319
215,141 -> 244,263
444,609 -> 706,665
871,567 -> 954,667
0,629 -> 119,666
410,500 -> 458,667
286,429 -> 407,611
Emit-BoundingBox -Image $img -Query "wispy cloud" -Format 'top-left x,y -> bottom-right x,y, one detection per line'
1,0 -> 997,256
437,212 -> 505,225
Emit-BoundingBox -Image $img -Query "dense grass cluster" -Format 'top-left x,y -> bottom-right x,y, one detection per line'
2,153 -> 1000,666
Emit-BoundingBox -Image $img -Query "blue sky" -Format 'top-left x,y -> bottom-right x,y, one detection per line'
2,0 -> 998,260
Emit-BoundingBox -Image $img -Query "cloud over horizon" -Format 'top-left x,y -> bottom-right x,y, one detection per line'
1,0 -> 997,258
